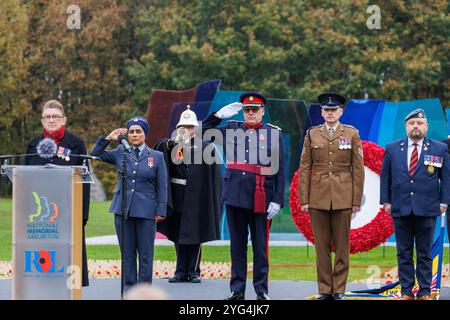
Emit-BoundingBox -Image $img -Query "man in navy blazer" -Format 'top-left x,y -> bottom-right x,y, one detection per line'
91,116 -> 168,291
380,108 -> 450,300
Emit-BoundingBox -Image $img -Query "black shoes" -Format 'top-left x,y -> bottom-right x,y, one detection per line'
169,275 -> 202,283
333,293 -> 344,300
314,293 -> 334,300
187,275 -> 201,283
256,292 -> 271,300
225,291 -> 245,300
168,276 -> 188,283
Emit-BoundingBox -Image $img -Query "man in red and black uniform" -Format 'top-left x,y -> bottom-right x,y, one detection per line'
203,92 -> 285,300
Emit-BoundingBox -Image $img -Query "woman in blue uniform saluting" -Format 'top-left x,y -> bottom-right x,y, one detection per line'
91,116 -> 168,291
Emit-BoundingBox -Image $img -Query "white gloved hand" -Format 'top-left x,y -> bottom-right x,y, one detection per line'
215,102 -> 242,119
267,202 -> 281,220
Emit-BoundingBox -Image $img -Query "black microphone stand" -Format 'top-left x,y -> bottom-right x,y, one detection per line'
119,147 -> 128,297
0,158 -> 6,196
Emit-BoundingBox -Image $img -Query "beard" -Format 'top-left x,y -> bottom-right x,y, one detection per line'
408,129 -> 425,140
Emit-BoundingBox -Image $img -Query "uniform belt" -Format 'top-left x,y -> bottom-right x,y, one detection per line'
313,165 -> 351,173
226,162 -> 273,175
226,162 -> 269,214
170,178 -> 187,185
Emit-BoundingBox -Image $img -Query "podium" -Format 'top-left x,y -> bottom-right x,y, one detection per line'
1,164 -> 92,300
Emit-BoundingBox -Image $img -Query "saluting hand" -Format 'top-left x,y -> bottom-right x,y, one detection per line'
215,102 -> 242,119
106,128 -> 128,141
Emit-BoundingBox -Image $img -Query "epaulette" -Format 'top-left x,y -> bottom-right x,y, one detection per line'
267,123 -> 282,130
307,125 -> 320,133
342,124 -> 358,131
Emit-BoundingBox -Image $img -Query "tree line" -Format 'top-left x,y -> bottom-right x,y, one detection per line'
1,0 -> 448,196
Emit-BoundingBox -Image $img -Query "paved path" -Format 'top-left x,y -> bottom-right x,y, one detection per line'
1,279 -> 449,300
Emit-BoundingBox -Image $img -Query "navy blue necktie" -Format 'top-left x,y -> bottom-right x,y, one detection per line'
134,147 -> 140,159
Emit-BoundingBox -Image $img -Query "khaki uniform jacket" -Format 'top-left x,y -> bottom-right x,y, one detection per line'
299,123 -> 364,210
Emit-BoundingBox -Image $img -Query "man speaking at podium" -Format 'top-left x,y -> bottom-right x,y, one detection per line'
24,99 -> 91,287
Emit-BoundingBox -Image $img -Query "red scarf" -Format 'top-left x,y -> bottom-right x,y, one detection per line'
43,126 -> 65,145
244,122 -> 262,129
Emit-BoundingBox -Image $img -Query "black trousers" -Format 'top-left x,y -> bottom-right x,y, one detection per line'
393,215 -> 436,298
174,243 -> 202,278
226,205 -> 271,295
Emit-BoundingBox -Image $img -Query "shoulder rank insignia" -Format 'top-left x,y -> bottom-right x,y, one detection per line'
342,124 -> 358,132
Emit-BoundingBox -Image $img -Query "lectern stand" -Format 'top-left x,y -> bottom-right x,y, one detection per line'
1,164 -> 92,300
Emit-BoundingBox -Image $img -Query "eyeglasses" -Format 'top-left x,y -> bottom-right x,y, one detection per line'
243,107 -> 261,113
42,115 -> 64,121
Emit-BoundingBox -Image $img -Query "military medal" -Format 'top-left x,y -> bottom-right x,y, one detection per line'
148,157 -> 154,168
424,155 -> 429,165
57,146 -> 71,161
339,136 -> 351,149
427,164 -> 434,174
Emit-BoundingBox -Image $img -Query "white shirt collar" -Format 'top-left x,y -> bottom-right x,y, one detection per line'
408,137 -> 424,148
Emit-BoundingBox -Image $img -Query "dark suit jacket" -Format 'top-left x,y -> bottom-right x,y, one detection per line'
25,130 -> 91,221
380,137 -> 450,217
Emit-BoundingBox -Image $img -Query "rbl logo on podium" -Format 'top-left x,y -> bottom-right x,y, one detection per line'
24,250 -> 65,273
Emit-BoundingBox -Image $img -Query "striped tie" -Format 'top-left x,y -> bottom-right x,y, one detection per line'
409,143 -> 418,176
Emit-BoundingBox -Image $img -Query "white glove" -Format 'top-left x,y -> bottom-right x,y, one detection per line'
215,102 -> 242,119
267,202 -> 281,220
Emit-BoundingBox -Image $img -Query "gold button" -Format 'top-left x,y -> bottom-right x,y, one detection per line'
329,152 -> 332,155
329,162 -> 332,165
329,142 -> 332,145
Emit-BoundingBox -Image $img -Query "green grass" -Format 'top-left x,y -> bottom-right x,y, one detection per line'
2,198 -> 449,281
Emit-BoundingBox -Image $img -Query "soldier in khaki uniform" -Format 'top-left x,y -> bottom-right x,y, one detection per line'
298,92 -> 364,300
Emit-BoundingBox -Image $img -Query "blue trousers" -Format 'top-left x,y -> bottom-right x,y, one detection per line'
226,205 -> 271,295
393,215 -> 436,298
114,215 -> 156,291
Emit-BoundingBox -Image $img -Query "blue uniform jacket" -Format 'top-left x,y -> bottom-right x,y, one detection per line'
91,137 -> 168,219
202,113 -> 285,211
380,137 -> 450,217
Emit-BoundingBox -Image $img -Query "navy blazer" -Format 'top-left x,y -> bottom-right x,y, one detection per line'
380,137 -> 450,217
91,137 -> 168,219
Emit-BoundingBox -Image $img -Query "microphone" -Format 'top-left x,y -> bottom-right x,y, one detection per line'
117,134 -> 132,152
37,138 -> 57,159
